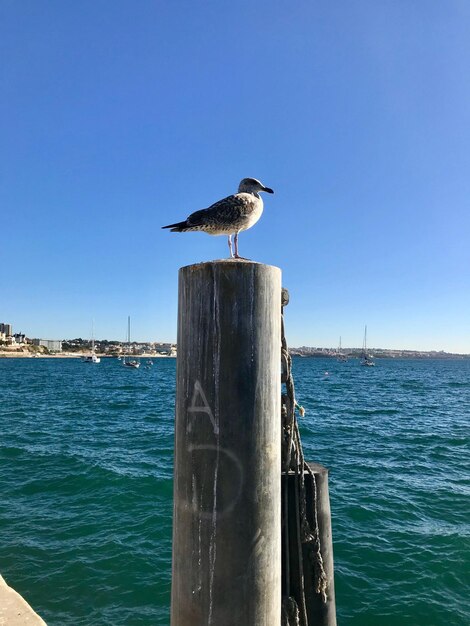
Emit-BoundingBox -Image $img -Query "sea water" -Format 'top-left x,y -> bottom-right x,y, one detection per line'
0,357 -> 468,625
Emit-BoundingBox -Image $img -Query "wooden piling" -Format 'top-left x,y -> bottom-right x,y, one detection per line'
171,259 -> 282,626
282,463 -> 336,626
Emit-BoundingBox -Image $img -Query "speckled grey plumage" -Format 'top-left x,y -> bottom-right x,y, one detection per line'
162,177 -> 274,258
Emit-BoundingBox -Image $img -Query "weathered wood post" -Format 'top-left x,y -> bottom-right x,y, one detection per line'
283,464 -> 336,626
171,259 -> 281,626
306,464 -> 336,626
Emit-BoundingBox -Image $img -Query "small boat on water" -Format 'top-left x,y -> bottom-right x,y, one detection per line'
83,320 -> 100,364
337,336 -> 348,362
123,316 -> 140,369
83,353 -> 100,364
124,360 -> 140,368
360,325 -> 375,366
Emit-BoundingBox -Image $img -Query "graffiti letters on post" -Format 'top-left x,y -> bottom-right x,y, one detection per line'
186,380 -> 243,518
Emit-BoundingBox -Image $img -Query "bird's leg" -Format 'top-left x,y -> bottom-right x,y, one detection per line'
234,233 -> 240,258
227,234 -> 234,258
233,233 -> 249,260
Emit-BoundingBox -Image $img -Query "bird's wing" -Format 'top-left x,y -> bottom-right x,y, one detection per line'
186,193 -> 253,226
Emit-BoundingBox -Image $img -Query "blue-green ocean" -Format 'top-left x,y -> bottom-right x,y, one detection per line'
0,357 -> 468,625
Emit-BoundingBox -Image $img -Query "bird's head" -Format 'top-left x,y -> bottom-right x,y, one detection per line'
238,177 -> 274,195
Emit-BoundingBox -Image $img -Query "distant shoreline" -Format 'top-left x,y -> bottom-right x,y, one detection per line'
291,352 -> 470,360
0,352 -> 176,359
1,351 -> 468,360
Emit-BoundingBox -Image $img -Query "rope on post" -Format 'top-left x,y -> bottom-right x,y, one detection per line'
282,596 -> 301,626
281,287 -> 329,625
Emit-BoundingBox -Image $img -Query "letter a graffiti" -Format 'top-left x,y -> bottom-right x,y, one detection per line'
187,380 -> 219,435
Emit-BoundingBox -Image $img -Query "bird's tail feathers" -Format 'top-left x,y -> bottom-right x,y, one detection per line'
161,220 -> 188,232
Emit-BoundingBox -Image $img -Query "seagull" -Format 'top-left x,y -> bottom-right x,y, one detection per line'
162,177 -> 274,259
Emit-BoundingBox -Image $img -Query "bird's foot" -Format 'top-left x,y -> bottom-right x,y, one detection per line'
233,254 -> 251,260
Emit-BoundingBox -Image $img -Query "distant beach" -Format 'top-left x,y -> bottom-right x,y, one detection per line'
0,352 -> 78,358
0,351 -> 176,359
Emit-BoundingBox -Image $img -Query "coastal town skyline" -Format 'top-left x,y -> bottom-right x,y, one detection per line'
1,319 -> 469,357
2,2 -> 470,354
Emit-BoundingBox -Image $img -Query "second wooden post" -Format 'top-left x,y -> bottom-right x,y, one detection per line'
171,259 -> 281,626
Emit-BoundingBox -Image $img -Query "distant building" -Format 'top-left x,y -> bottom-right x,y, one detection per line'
32,339 -> 62,352
0,323 -> 12,337
155,342 -> 176,355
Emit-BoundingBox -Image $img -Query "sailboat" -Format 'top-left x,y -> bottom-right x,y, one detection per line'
83,320 -> 101,363
123,316 -> 140,369
337,336 -> 348,362
360,325 -> 375,366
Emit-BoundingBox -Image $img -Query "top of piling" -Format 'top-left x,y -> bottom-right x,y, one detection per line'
180,258 -> 281,272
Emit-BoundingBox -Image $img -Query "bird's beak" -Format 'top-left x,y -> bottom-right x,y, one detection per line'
263,186 -> 274,194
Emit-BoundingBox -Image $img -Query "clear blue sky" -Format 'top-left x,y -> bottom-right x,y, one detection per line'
1,1 -> 469,352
